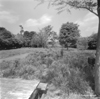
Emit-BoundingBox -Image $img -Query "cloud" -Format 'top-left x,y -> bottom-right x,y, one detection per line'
0,4 -> 2,7
0,10 -> 19,23
25,14 -> 52,27
0,0 -> 19,24
75,12 -> 98,37
0,0 -> 3,8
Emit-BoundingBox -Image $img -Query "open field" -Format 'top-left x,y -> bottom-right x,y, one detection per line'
0,48 -> 62,62
0,47 -> 96,59
0,48 -> 48,59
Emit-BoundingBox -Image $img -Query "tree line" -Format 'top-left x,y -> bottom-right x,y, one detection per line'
0,25 -> 58,50
0,23 -> 97,50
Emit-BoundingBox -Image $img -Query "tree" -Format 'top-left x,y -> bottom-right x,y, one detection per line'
47,31 -> 59,47
38,25 -> 53,47
15,33 -> 24,47
88,33 -> 97,49
59,22 -> 80,49
23,31 -> 36,40
0,27 -> 16,49
0,27 -> 13,39
77,37 -> 88,50
23,31 -> 36,47
36,0 -> 100,96
31,34 -> 42,47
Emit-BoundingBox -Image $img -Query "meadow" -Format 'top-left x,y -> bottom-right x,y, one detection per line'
0,48 -> 49,59
0,48 -> 96,98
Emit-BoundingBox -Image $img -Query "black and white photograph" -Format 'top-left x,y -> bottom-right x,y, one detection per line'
0,0 -> 99,99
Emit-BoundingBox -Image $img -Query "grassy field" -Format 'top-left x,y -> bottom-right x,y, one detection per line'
0,47 -> 95,59
0,48 -> 96,98
0,48 -> 48,59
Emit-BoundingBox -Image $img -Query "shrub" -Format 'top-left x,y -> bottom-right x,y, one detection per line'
77,37 -> 88,50
42,60 -> 89,94
88,33 -> 97,50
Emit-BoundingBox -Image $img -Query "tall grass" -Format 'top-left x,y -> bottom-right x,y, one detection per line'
0,49 -> 95,95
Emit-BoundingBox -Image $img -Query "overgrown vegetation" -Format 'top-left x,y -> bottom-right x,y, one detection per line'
88,33 -> 97,50
0,48 -> 95,95
0,22 -> 97,97
0,24 -> 97,50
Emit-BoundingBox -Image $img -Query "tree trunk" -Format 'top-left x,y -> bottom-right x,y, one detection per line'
95,1 -> 100,97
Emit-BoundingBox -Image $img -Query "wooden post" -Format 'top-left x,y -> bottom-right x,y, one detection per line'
29,82 -> 48,99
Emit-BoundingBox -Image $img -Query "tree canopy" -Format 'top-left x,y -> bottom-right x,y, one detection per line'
38,25 -> 53,47
59,22 -> 80,49
0,27 -> 13,39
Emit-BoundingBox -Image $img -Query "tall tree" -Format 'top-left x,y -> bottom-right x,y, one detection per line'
38,25 -> 53,47
59,22 -> 80,49
0,27 -> 13,39
23,31 -> 36,47
0,27 -> 15,49
31,33 -> 42,47
36,0 -> 100,97
47,31 -> 58,47
23,31 -> 36,40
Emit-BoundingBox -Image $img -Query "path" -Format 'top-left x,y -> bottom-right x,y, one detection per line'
0,78 -> 40,99
0,53 -> 29,63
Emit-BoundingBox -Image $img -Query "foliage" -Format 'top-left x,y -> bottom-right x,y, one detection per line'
0,26 -> 47,49
23,31 -> 36,47
36,0 -> 100,96
0,27 -> 21,50
23,31 -> 35,39
36,0 -> 97,16
59,22 -> 80,49
31,34 -> 42,47
47,31 -> 59,47
0,27 -> 14,39
88,33 -> 97,49
0,26 -> 58,49
38,25 -> 53,47
15,34 -> 24,47
77,37 -> 89,50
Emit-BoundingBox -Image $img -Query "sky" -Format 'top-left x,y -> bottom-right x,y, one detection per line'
0,0 -> 98,37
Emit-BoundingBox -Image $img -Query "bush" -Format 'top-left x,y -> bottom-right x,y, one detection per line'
88,33 -> 97,50
45,61 -> 89,94
31,34 -> 43,47
77,37 -> 88,50
88,40 -> 97,50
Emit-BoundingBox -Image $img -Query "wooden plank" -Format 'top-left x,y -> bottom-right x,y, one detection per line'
37,83 -> 48,90
29,82 -> 48,99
